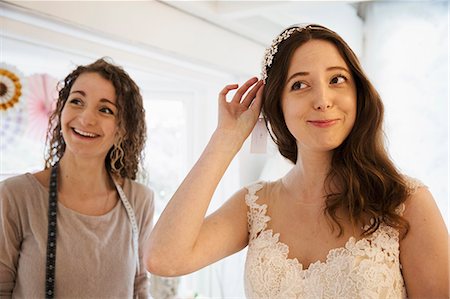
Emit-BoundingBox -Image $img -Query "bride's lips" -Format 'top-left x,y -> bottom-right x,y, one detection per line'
307,119 -> 339,128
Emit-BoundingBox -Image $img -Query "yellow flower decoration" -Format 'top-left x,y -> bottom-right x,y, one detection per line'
0,67 -> 23,111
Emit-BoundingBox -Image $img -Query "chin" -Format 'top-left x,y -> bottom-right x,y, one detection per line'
316,141 -> 343,152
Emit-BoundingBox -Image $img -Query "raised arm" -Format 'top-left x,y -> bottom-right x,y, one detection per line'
145,78 -> 264,276
400,187 -> 449,298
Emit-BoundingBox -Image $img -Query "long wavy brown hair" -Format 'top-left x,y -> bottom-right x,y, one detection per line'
262,25 -> 410,237
44,58 -> 147,180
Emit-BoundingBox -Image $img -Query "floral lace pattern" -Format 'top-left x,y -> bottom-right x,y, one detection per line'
244,180 -> 424,299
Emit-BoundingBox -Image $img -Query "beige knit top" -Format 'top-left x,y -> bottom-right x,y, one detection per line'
0,173 -> 154,298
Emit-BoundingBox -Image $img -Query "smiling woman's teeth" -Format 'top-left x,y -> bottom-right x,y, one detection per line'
74,128 -> 97,137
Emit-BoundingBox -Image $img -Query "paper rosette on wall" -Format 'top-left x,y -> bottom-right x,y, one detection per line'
25,73 -> 58,140
0,63 -> 23,111
0,63 -> 26,150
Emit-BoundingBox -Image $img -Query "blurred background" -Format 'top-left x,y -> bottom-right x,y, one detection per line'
1,1 -> 448,298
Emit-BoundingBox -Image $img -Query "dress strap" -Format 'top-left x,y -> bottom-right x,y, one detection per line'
404,175 -> 426,194
395,176 -> 427,216
112,179 -> 140,275
245,182 -> 271,240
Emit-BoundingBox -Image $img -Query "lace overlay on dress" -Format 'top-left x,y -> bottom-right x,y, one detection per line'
244,179 -> 425,299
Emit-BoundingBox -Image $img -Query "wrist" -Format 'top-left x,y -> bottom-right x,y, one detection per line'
209,129 -> 245,154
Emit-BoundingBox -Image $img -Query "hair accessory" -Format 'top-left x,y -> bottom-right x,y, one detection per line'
261,24 -> 316,82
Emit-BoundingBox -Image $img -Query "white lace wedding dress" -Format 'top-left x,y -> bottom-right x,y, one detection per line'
244,180 -> 422,299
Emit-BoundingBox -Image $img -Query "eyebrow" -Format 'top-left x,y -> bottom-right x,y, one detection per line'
286,66 -> 350,83
70,90 -> 117,106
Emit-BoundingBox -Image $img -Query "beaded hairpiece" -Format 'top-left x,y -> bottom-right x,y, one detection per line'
261,24 -> 323,82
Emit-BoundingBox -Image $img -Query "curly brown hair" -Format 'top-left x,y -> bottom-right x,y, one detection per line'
262,25 -> 410,237
44,58 -> 147,180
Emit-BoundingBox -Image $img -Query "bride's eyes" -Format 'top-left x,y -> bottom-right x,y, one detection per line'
330,74 -> 348,85
289,74 -> 348,91
291,81 -> 308,91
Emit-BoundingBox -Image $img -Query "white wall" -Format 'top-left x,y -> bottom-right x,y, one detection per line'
363,1 -> 449,226
4,0 -> 263,76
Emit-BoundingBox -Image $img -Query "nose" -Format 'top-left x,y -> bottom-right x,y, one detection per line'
313,84 -> 333,111
79,108 -> 97,126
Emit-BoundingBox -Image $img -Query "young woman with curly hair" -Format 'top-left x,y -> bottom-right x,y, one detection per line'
146,25 -> 448,298
0,58 -> 154,298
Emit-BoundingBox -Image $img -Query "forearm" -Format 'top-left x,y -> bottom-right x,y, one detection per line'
146,130 -> 243,269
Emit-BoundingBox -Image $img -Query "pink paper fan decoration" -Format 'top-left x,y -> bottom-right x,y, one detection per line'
25,73 -> 58,140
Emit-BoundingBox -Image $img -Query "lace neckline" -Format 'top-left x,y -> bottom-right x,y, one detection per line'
259,227 -> 379,273
244,181 -> 408,298
245,182 -> 390,273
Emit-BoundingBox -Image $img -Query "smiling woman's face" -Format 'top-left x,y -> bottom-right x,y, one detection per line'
281,39 -> 357,154
60,72 -> 119,161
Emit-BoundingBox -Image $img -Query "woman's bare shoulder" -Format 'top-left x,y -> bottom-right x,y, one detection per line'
242,180 -> 281,207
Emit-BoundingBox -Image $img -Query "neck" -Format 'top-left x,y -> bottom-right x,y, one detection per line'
58,154 -> 114,197
282,148 -> 334,204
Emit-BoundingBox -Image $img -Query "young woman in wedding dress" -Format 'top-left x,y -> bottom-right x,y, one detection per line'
146,25 -> 448,298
